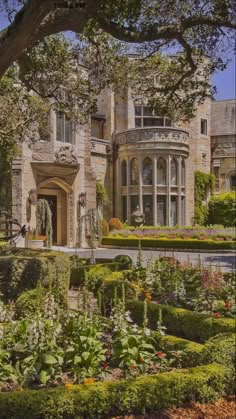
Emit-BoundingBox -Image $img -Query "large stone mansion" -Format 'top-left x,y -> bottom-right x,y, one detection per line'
11,87 -> 235,247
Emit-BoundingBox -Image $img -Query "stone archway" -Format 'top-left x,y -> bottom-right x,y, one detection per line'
37,177 -> 73,246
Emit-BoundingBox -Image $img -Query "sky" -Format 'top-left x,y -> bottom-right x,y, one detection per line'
0,14 -> 235,100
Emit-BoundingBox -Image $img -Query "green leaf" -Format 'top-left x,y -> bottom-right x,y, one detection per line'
39,370 -> 50,384
41,354 -> 58,365
74,355 -> 82,365
82,352 -> 90,360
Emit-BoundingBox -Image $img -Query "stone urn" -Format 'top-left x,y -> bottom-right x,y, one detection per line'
131,206 -> 145,227
28,239 -> 45,249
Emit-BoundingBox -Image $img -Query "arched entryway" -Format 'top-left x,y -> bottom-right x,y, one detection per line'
37,177 -> 73,246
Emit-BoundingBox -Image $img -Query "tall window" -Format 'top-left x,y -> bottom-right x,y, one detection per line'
157,157 -> 167,185
181,159 -> 185,186
121,160 -> 127,186
143,157 -> 153,185
135,105 -> 172,128
121,196 -> 127,222
143,195 -> 153,225
157,196 -> 166,226
230,173 -> 236,190
200,119 -> 207,135
171,158 -> 177,185
56,112 -> 73,143
130,158 -> 139,185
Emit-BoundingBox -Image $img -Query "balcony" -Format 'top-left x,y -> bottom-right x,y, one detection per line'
114,127 -> 189,149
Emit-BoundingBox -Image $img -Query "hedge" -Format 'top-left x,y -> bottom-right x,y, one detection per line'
0,250 -> 70,305
208,192 -> 236,227
152,334 -> 204,368
102,237 -> 236,250
70,262 -> 129,287
0,364 -> 227,418
127,301 -> 235,343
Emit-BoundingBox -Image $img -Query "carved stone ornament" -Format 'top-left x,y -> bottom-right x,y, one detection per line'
55,145 -> 78,165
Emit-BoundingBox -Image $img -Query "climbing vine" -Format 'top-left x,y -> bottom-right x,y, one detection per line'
35,199 -> 53,247
194,171 -> 215,225
96,181 -> 109,208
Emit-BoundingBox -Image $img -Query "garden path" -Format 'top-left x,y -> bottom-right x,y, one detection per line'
53,247 -> 235,272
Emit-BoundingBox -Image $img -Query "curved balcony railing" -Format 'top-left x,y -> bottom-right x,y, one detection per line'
114,127 -> 189,146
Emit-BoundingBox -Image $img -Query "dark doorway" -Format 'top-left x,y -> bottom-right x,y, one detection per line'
38,194 -> 57,244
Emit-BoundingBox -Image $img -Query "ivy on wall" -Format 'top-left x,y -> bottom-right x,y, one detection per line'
194,171 -> 215,225
96,181 -> 109,208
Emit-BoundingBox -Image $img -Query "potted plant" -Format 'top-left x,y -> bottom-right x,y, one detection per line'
27,231 -> 46,249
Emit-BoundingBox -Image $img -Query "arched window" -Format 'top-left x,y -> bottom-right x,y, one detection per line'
171,158 -> 177,185
130,158 -> 139,185
143,157 -> 153,185
121,160 -> 127,186
181,159 -> 185,186
157,157 -> 166,185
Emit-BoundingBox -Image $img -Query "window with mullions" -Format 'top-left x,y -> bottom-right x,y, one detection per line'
135,105 -> 172,128
56,112 -> 73,143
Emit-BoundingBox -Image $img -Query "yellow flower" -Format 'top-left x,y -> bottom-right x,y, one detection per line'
65,383 -> 74,390
83,378 -> 95,384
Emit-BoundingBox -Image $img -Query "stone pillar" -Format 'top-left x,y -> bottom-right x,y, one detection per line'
127,157 -> 131,223
167,156 -> 171,226
177,157 -> 182,225
153,156 -> 157,226
138,156 -> 143,212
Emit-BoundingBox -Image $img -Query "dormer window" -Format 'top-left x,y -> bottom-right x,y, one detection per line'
135,105 -> 172,128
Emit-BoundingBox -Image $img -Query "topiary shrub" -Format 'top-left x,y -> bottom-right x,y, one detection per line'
87,266 -> 112,293
207,192 -> 236,227
108,218 -> 123,231
113,254 -> 133,269
14,288 -> 44,319
102,219 -> 109,236
0,250 -> 70,305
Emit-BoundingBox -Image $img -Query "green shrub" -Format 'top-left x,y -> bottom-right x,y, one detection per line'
0,364 -> 227,418
70,262 -> 129,287
0,250 -> 70,305
102,219 -> 109,236
208,192 -> 236,227
102,237 -> 236,250
14,288 -> 44,318
202,333 -> 236,393
108,218 -> 123,231
99,276 -> 136,315
194,206 -> 208,225
152,334 -> 204,368
127,301 -> 235,343
113,254 -> 133,269
87,266 -> 112,293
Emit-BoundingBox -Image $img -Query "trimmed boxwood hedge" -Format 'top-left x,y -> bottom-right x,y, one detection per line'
127,301 -> 235,343
70,262 -> 128,287
0,250 -> 70,305
102,237 -> 236,250
152,334 -> 204,368
0,364 -> 227,419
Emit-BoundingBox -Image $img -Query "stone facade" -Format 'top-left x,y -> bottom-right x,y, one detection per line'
10,89 -> 235,246
211,99 -> 236,193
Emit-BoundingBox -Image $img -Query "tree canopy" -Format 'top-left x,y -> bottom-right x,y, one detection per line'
0,0 -> 235,144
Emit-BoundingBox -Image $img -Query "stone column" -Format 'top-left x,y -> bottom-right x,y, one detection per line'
167,156 -> 171,226
177,157 -> 182,225
127,157 -> 131,223
153,156 -> 157,226
138,156 -> 143,212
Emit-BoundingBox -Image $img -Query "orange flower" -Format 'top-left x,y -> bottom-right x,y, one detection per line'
225,302 -> 231,309
65,383 -> 74,390
156,351 -> 164,358
145,293 -> 152,301
139,357 -> 144,363
83,378 -> 95,384
130,364 -> 136,369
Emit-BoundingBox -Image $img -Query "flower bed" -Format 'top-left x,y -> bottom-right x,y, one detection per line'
109,226 -> 236,241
